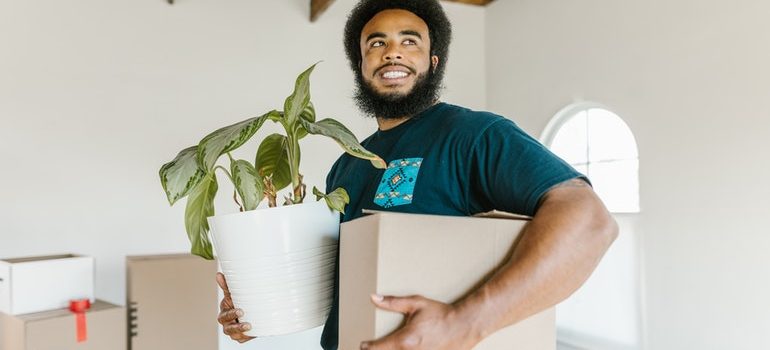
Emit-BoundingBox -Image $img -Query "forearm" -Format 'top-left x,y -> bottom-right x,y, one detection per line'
455,184 -> 618,342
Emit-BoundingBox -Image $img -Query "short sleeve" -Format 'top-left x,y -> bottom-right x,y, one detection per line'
471,118 -> 587,216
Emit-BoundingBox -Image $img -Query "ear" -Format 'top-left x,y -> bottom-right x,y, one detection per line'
431,55 -> 440,72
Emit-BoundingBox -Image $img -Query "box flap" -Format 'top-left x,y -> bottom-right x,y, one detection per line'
14,300 -> 118,322
126,253 -> 199,262
361,209 -> 531,221
1,254 -> 82,264
472,210 -> 532,220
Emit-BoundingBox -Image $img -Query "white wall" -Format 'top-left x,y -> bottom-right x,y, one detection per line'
0,0 -> 484,349
486,0 -> 770,349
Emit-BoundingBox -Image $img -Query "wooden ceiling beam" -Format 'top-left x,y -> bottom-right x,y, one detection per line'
311,0 -> 336,22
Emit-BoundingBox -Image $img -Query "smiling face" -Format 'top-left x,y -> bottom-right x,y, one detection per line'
359,9 -> 439,97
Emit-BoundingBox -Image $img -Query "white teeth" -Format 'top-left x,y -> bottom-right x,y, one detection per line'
382,71 -> 408,79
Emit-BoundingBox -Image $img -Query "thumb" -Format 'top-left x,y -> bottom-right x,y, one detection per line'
370,294 -> 423,315
216,272 -> 231,296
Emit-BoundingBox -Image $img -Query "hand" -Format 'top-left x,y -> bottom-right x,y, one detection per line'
360,294 -> 480,350
216,272 -> 255,343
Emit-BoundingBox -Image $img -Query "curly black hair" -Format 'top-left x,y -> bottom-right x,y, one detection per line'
343,0 -> 452,77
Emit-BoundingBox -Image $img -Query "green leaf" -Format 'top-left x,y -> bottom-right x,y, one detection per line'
300,118 -> 387,169
267,111 -> 284,123
295,102 -> 315,140
312,186 -> 325,201
255,134 -> 292,191
230,160 -> 263,211
160,146 -> 205,206
197,110 -> 279,171
284,63 -> 318,129
312,186 -> 349,214
300,101 -> 316,123
184,173 -> 218,260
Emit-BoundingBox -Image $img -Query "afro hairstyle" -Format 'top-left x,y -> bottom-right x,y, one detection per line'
343,0 -> 452,77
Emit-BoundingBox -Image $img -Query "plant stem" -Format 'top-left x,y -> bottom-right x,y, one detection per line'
233,190 -> 243,212
286,132 -> 303,204
214,165 -> 242,210
213,165 -> 234,184
264,176 -> 277,207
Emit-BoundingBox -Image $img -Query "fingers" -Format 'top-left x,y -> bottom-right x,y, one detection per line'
223,321 -> 255,343
370,294 -> 424,315
217,272 -> 235,310
216,273 -> 254,343
219,308 -> 255,343
216,272 -> 230,295
217,308 -> 243,325
220,296 -> 234,310
223,321 -> 250,335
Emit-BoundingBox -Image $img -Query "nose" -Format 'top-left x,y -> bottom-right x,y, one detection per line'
383,45 -> 403,61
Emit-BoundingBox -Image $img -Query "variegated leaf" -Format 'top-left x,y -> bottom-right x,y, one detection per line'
301,101 -> 316,123
284,63 -> 318,128
255,134 -> 293,192
312,186 -> 349,214
196,110 -> 279,171
160,146 -> 205,206
295,101 -> 315,140
184,173 -> 217,260
230,160 -> 264,211
301,118 -> 386,169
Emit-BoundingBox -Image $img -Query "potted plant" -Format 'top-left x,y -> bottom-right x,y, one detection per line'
159,63 -> 385,336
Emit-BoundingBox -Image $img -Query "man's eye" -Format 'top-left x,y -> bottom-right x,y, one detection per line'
371,41 -> 384,48
403,39 -> 416,45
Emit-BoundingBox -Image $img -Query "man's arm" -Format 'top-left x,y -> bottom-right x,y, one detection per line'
457,178 -> 618,341
361,179 -> 618,349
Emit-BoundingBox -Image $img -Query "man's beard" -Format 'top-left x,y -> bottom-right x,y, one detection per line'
353,66 -> 443,120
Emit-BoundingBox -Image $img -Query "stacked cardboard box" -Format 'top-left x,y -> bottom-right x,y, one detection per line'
339,211 -> 555,350
0,254 -> 124,350
0,300 -> 125,350
126,254 -> 218,350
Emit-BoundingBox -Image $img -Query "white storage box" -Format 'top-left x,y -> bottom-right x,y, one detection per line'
0,254 -> 94,315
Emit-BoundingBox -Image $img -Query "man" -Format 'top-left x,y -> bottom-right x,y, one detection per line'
217,1 -> 618,349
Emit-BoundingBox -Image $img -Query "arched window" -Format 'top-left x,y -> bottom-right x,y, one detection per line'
542,103 -> 640,213
542,103 -> 642,350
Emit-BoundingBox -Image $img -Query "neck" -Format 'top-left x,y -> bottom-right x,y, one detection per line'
376,116 -> 411,131
375,100 -> 439,131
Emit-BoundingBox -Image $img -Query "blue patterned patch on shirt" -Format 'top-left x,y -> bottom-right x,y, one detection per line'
374,158 -> 423,208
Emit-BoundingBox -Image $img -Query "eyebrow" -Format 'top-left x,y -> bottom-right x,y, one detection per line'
365,30 -> 423,43
365,32 -> 387,42
400,30 -> 422,39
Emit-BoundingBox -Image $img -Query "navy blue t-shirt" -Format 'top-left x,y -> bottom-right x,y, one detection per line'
320,102 -> 585,349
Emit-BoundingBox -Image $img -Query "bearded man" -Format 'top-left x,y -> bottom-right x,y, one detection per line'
217,1 -> 618,349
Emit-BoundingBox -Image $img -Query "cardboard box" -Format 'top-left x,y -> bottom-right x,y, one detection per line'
0,254 -> 94,315
0,300 -> 125,350
339,211 -> 555,350
126,254 -> 218,350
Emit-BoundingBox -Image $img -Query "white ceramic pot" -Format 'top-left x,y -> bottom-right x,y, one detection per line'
208,200 -> 340,337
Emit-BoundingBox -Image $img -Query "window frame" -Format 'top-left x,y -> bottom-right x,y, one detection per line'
541,101 -> 641,214
542,102 -> 645,349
